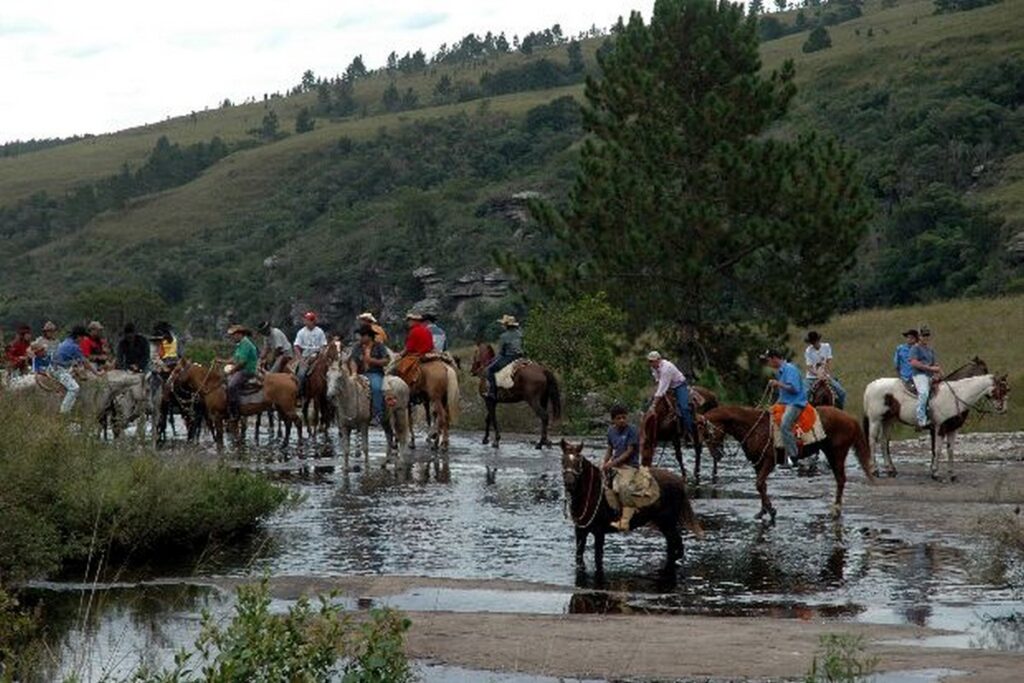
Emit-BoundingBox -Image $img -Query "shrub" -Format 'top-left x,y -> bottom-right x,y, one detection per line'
934,0 -> 1000,13
803,26 -> 833,53
805,633 -> 880,682
134,579 -> 413,683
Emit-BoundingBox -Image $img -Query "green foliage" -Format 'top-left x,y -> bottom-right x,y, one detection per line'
934,0 -> 1000,13
0,395 -> 286,583
567,40 -> 586,73
295,107 -> 316,134
68,286 -> 167,332
803,26 -> 833,53
251,110 -> 281,140
0,586 -> 43,683
479,58 -> 580,97
804,633 -> 879,682
134,579 -> 412,683
509,0 -> 870,389
522,293 -> 626,417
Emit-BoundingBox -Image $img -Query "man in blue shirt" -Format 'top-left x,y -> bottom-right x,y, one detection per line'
603,404 -> 641,531
52,326 -> 89,414
909,326 -> 941,428
894,329 -> 918,384
423,313 -> 448,354
762,349 -> 807,468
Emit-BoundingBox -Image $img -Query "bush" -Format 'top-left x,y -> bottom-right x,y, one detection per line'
803,26 -> 833,53
934,0 -> 1000,13
0,395 -> 286,583
135,579 -> 413,683
805,633 -> 879,682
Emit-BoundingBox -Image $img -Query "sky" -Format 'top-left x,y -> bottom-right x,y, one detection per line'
0,0 -> 655,143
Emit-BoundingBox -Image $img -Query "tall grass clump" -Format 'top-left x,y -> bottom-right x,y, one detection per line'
0,394 -> 286,584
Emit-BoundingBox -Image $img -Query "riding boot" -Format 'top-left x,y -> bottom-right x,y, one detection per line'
612,507 -> 636,532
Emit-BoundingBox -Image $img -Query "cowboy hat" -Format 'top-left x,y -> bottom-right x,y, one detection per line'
42,321 -> 58,332
646,351 -> 662,362
919,325 -> 932,337
804,330 -> 821,344
87,320 -> 104,332
759,349 -> 784,361
226,324 -> 251,336
405,311 -> 425,321
901,329 -> 919,338
357,312 -> 379,323
257,321 -> 271,334
497,314 -> 519,327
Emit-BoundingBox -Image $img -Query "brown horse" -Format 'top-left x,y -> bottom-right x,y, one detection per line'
474,360 -> 562,449
560,440 -> 703,575
301,344 -> 337,439
699,405 -> 874,523
397,358 -> 460,451
169,358 -> 303,447
640,387 -> 719,481
808,378 -> 839,408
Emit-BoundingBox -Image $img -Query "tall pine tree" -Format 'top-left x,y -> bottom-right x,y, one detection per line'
504,0 -> 870,385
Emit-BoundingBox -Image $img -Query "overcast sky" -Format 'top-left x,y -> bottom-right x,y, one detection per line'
0,0 -> 656,143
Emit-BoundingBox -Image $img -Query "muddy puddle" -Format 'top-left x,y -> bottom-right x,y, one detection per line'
30,426 -> 1024,680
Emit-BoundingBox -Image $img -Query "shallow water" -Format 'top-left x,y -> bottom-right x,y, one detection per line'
31,426 -> 1024,680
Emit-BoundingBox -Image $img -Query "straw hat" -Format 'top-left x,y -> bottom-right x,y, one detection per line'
43,321 -> 58,332
226,324 -> 251,336
87,320 -> 104,332
405,311 -> 425,321
497,314 -> 519,328
646,351 -> 662,362
357,312 -> 379,324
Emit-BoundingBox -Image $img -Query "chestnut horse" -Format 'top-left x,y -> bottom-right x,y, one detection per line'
301,344 -> 337,439
560,440 -> 703,575
398,358 -> 460,451
640,387 -> 719,482
474,360 -> 562,449
169,358 -> 303,447
699,405 -> 874,523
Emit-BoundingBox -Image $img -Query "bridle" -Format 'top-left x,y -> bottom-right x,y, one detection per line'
563,452 -> 602,529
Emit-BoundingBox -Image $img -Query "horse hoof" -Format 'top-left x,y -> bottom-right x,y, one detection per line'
872,468 -> 881,478
950,474 -> 958,483
887,469 -> 898,478
491,442 -> 500,449
830,504 -> 842,519
930,472 -> 941,482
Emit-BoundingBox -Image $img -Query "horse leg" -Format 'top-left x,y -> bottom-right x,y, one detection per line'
408,405 -> 417,450
593,531 -> 605,577
881,421 -> 897,477
491,400 -> 501,448
690,427 -> 701,484
660,518 -> 683,570
754,455 -> 776,524
929,427 -> 941,480
528,397 -> 547,449
826,446 -> 845,518
482,398 -> 492,445
436,398 -> 450,451
946,431 -> 957,483
671,435 -> 685,477
575,527 -> 588,571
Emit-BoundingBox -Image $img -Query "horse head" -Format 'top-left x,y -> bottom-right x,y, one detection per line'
696,413 -> 727,462
559,438 -> 587,491
325,362 -> 343,400
991,374 -> 1010,414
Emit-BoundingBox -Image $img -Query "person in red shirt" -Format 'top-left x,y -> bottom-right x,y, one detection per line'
79,320 -> 110,367
4,324 -> 32,374
394,311 -> 433,387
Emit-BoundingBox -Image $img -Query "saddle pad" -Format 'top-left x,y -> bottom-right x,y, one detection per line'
610,466 -> 661,508
495,359 -> 529,389
770,404 -> 826,449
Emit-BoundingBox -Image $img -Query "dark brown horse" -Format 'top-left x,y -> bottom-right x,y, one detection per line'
301,344 -> 337,438
699,405 -> 874,524
475,360 -> 562,449
560,440 -> 703,575
808,378 -> 839,408
640,387 -> 719,482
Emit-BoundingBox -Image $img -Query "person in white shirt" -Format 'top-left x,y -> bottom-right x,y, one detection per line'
647,351 -> 693,434
803,330 -> 847,408
293,311 -> 327,395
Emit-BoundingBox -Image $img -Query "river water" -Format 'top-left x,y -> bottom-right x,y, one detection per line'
25,427 -> 1024,681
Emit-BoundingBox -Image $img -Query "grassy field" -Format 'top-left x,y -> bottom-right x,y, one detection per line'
791,293 -> 1024,431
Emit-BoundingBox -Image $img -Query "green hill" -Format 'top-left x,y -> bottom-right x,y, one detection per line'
1,0 -> 1022,347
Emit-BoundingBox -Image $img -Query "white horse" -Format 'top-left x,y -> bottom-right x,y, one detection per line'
863,374 -> 1010,481
326,361 -> 410,464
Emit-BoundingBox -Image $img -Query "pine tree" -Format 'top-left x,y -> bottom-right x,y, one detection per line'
300,69 -> 316,91
567,40 -> 585,73
503,0 -> 870,384
802,26 -> 832,52
295,107 -> 315,133
381,82 -> 401,112
748,0 -> 764,15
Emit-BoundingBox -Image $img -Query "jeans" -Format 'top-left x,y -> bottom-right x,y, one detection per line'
486,356 -> 517,397
228,371 -> 254,417
780,403 -> 802,463
368,372 -> 384,420
54,366 -> 79,414
673,383 -> 694,434
912,374 -> 931,427
804,377 -> 847,409
297,359 -> 312,395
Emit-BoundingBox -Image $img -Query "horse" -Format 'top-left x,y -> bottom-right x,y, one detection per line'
326,362 -> 411,464
396,357 -> 460,451
699,404 -> 875,523
863,373 -> 1009,481
301,345 -> 337,439
640,387 -> 719,482
169,358 -> 303,448
808,377 -> 839,408
474,360 -> 562,449
560,440 -> 703,575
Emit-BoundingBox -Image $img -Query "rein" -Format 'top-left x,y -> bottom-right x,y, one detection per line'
566,459 -> 602,529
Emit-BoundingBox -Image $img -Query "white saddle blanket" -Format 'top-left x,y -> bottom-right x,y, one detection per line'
495,359 -> 530,389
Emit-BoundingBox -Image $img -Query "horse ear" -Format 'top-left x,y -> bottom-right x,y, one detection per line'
577,440 -> 584,452
559,438 -> 567,450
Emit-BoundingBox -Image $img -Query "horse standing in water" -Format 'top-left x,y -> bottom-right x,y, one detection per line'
640,387 -> 719,482
326,362 -> 411,464
399,359 -> 460,451
473,359 -> 562,449
301,344 -> 337,439
863,373 -> 1009,481
700,405 -> 874,523
560,440 -> 703,575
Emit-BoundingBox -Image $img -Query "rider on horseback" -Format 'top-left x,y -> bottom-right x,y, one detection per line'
52,326 -> 89,414
647,351 -> 694,436
803,331 -> 846,409
226,324 -> 259,420
762,349 -> 807,468
357,312 -> 389,344
152,322 -> 181,369
257,321 -> 293,373
293,311 -> 327,396
486,314 -> 524,399
349,324 -> 390,426
894,329 -> 918,384
603,404 -> 643,531
393,311 -> 434,385
909,326 -> 941,428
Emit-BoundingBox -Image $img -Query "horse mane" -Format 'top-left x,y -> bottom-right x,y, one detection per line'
640,408 -> 660,465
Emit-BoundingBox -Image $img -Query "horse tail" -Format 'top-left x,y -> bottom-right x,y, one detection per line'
678,486 -> 704,540
444,364 -> 460,425
855,415 -> 876,484
544,368 -> 562,421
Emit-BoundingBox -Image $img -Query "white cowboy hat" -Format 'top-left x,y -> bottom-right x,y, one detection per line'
646,351 -> 662,361
497,314 -> 519,327
405,311 -> 425,321
357,312 -> 379,323
87,320 -> 104,332
226,324 -> 251,336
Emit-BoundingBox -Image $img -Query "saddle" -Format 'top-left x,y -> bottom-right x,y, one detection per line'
241,377 -> 263,395
657,389 -> 704,431
604,466 -> 661,511
901,377 -> 941,398
393,355 -> 422,388
36,373 -> 65,394
495,358 -> 531,389
770,404 -> 826,450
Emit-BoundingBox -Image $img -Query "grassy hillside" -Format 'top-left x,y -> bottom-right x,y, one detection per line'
792,293 -> 1024,430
